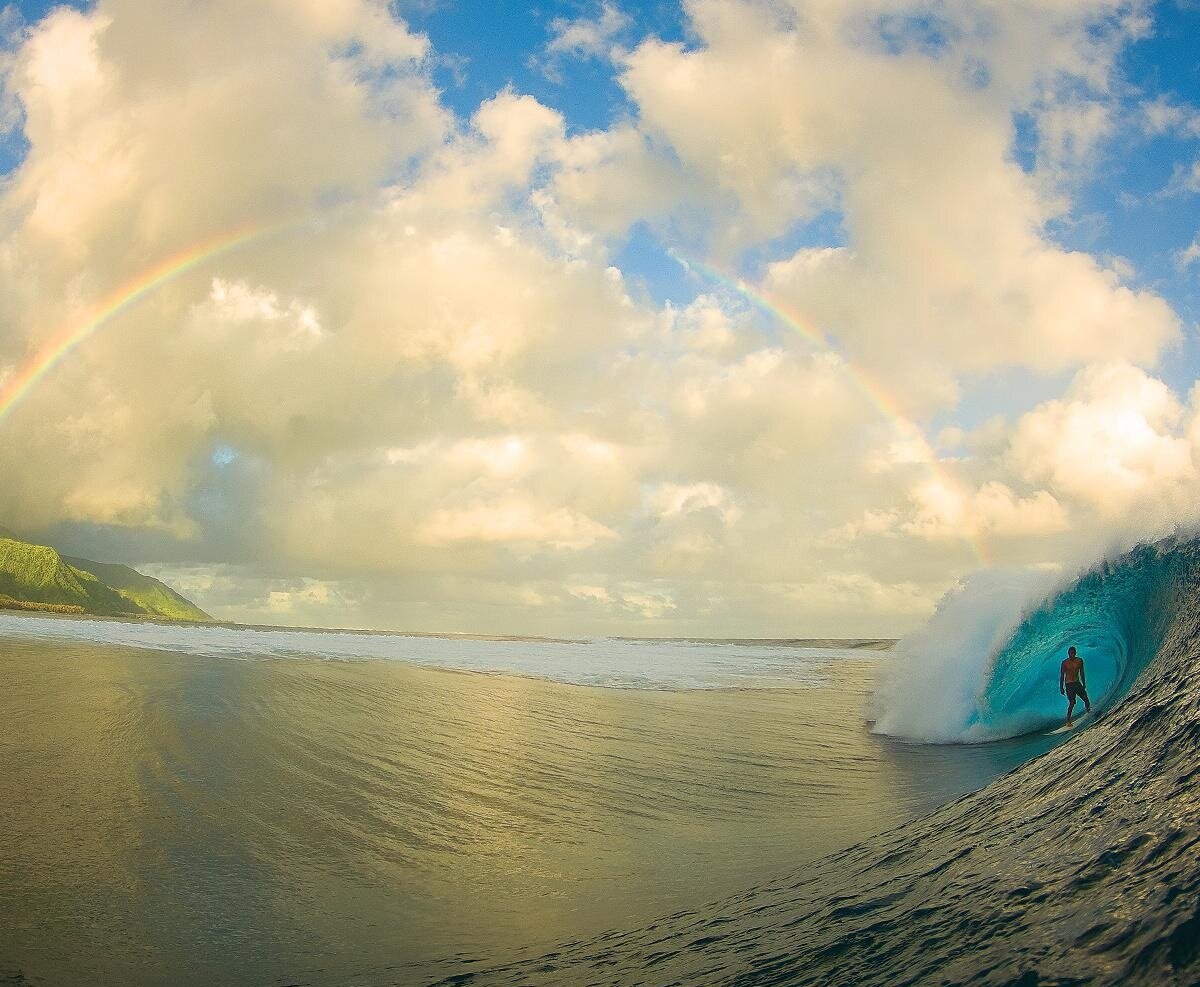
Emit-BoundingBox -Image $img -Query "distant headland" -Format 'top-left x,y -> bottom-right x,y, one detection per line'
0,525 -> 210,622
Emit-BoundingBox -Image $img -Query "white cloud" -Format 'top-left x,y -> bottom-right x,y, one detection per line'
0,0 -> 1193,636
197,279 -> 324,353
568,584 -> 612,604
826,508 -> 901,544
1009,363 -> 1196,517
546,124 -> 689,241
1166,160 -> 1200,196
776,573 -> 940,622
1035,99 -> 1112,179
902,479 -> 1068,541
544,2 -> 630,62
1141,96 -> 1200,137
416,500 -> 617,551
644,482 -> 741,525
618,589 -> 675,619
616,0 -> 1177,385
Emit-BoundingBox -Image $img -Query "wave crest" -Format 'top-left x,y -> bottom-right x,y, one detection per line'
874,537 -> 1196,742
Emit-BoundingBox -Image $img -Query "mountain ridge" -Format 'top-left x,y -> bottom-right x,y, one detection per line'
0,528 -> 211,622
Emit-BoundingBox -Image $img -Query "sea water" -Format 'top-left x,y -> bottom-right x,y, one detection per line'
0,628 -> 1034,986
4,537 -> 1198,986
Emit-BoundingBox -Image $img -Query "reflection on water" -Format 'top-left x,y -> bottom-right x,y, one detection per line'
0,639 -> 1030,985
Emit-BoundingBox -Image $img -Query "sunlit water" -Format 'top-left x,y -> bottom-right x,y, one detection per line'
8,536 -> 1198,987
422,537 -> 1200,986
0,630 -> 1041,986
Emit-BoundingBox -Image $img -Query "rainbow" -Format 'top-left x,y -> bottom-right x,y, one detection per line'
675,253 -> 992,565
0,220 -> 290,423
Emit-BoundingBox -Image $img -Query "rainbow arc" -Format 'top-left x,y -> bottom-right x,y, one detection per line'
0,221 -> 292,423
0,225 -> 990,565
677,253 -> 991,565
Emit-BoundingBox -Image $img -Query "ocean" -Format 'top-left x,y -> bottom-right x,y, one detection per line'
2,537 -> 1198,985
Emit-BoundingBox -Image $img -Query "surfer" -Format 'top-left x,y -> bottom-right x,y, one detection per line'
1059,646 -> 1091,727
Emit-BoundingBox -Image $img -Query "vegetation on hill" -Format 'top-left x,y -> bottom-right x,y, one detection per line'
65,556 -> 210,622
0,595 -> 86,614
0,529 -> 211,621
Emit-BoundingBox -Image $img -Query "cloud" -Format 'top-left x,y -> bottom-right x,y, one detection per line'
1035,99 -> 1112,179
644,481 -> 741,525
775,573 -> 941,623
0,0 -> 1192,636
1178,239 -> 1200,269
542,2 -> 630,65
198,279 -> 324,353
546,124 -> 690,242
1009,363 -> 1196,517
903,479 -> 1069,541
139,563 -> 357,625
1140,96 -> 1200,137
416,500 -> 617,551
2,1 -> 445,261
1166,160 -> 1200,196
614,0 -> 1177,388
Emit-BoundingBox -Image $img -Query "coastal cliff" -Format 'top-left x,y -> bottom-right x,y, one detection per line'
0,527 -> 210,621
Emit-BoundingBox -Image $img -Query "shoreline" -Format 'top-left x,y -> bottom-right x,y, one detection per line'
0,607 -> 899,648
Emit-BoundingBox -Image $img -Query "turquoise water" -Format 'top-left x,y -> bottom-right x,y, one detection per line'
974,542 -> 1186,737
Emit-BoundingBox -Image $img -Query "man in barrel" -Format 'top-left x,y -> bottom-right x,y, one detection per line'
1059,645 -> 1091,727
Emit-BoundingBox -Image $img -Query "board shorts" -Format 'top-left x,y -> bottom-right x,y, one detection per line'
1065,682 -> 1089,703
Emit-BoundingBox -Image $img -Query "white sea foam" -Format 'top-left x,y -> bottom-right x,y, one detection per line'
870,567 -> 1062,742
0,613 -> 881,691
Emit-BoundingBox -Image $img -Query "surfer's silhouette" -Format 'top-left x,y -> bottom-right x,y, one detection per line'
1059,646 -> 1091,727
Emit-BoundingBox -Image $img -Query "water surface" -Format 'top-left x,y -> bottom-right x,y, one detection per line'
0,635 -> 1032,985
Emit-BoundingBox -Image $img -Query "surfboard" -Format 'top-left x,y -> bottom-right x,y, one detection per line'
1050,710 -> 1095,735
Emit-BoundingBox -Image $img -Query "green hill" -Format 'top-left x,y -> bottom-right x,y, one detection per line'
0,529 -> 211,621
64,556 -> 210,622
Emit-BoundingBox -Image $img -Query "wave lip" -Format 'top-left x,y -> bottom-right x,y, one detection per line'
876,538 -> 1196,743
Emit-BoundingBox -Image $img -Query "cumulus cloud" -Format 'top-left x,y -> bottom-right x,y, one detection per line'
614,0 -> 1177,390
0,0 -> 1193,635
1009,363 -> 1196,517
903,479 -> 1069,541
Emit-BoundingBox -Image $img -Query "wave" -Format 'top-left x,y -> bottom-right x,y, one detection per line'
875,537 -> 1197,742
413,534 -> 1200,985
0,612 -> 877,691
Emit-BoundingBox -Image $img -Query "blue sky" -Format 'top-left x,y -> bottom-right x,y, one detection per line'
415,0 -> 1200,405
4,0 -> 1197,337
2,0 -> 1200,633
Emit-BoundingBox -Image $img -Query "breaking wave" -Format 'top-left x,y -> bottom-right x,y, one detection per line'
875,538 -> 1195,742
415,535 -> 1200,985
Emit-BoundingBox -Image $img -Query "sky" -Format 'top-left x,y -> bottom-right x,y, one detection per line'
0,0 -> 1198,636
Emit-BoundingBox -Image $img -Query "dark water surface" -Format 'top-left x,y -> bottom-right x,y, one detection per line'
0,638 -> 1037,985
